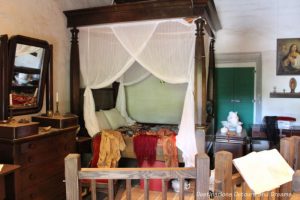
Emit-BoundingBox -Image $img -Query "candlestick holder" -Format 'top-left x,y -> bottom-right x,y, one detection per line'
54,101 -> 60,116
46,110 -> 53,117
8,106 -> 14,123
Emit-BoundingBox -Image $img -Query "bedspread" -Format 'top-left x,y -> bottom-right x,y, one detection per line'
121,135 -> 183,163
119,124 -> 183,167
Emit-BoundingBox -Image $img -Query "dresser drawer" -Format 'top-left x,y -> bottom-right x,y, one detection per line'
16,140 -> 54,168
19,130 -> 75,154
16,132 -> 75,166
19,157 -> 64,190
0,126 -> 78,199
19,173 -> 65,200
15,147 -> 62,168
19,136 -> 54,155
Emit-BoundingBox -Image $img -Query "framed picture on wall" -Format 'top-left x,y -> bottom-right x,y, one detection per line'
277,38 -> 300,75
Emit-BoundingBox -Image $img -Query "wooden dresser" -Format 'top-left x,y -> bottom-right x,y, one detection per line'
0,125 -> 78,200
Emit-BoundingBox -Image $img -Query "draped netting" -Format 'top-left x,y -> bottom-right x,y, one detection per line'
79,19 -> 197,167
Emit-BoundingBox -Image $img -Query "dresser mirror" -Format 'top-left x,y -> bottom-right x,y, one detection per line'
8,35 -> 50,116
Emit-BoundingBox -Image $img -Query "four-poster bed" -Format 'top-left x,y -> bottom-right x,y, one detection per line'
64,0 -> 221,167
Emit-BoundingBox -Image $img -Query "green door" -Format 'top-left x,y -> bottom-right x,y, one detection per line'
216,67 -> 255,133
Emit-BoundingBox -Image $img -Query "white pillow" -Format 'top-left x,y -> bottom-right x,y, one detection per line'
103,108 -> 128,130
95,110 -> 112,130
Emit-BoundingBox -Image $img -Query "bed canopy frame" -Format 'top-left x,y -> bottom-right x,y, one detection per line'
64,0 -> 220,122
64,0 -> 221,166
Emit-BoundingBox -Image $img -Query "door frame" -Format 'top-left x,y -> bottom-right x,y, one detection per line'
215,52 -> 262,123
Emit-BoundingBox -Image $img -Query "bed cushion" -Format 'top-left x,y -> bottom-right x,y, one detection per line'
95,110 -> 112,130
103,108 -> 128,130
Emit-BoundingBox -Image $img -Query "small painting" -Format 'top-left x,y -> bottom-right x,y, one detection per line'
277,38 -> 300,75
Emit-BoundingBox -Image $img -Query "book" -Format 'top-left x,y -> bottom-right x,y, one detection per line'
233,149 -> 294,194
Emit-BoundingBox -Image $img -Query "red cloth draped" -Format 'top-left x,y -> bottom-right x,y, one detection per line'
133,133 -> 159,166
91,134 -> 101,167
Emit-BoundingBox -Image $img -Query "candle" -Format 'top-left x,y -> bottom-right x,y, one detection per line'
9,93 -> 13,106
33,88 -> 38,97
56,92 -> 59,102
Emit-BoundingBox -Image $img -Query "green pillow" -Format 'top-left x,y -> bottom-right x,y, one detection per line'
103,108 -> 128,130
95,110 -> 112,130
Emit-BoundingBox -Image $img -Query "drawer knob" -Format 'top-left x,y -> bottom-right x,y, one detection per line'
27,156 -> 34,163
28,143 -> 36,149
29,173 -> 36,180
27,156 -> 33,162
29,193 -> 36,199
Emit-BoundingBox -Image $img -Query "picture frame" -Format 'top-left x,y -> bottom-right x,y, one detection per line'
277,38 -> 300,75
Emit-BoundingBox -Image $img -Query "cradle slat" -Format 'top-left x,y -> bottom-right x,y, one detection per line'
162,180 -> 167,200
126,179 -> 131,200
91,180 -> 96,200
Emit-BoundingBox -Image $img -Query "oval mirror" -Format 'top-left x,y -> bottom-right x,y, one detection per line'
8,35 -> 50,115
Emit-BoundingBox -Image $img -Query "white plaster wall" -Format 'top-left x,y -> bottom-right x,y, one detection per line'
54,0 -> 112,11
0,0 -> 70,115
215,0 -> 300,123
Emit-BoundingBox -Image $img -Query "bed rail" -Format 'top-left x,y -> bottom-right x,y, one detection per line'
214,136 -> 300,200
65,153 -> 210,200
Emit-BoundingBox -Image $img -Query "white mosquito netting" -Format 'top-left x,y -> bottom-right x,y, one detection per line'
79,19 -> 198,167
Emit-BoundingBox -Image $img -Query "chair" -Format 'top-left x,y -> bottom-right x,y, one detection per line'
251,124 -> 270,152
264,116 -> 279,148
264,116 -> 296,148
277,116 -> 296,137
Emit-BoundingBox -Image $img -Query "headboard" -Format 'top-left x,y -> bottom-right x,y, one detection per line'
78,82 -> 119,137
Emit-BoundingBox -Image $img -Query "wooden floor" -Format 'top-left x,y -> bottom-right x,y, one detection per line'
117,181 -> 285,200
119,186 -> 195,200
118,186 -> 285,200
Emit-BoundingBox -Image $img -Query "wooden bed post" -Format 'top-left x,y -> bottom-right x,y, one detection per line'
280,137 -> 295,199
293,171 -> 300,193
206,38 -> 215,124
290,136 -> 300,170
195,153 -> 210,200
70,27 -> 80,115
194,18 -> 207,126
214,151 -> 232,200
65,154 -> 82,200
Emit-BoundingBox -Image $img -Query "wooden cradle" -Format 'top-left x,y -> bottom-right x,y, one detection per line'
65,136 -> 300,200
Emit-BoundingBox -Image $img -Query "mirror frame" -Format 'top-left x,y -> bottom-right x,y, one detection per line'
8,35 -> 50,116
0,35 -> 9,120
